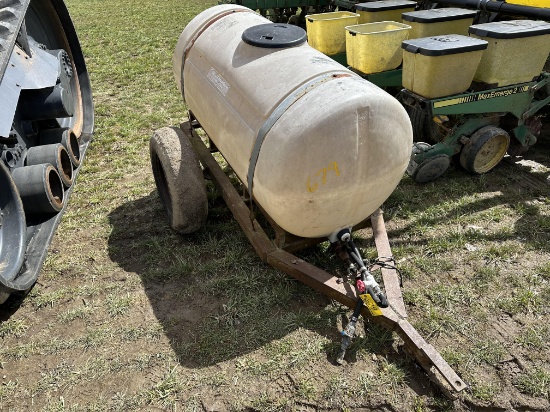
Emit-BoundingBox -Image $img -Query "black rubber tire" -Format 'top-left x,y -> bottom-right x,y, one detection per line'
413,154 -> 451,183
460,126 -> 510,174
0,163 -> 26,302
150,127 -> 208,234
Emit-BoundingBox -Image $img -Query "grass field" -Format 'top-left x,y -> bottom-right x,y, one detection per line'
1,0 -> 550,410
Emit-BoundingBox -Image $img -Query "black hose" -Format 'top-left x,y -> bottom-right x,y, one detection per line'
433,0 -> 550,20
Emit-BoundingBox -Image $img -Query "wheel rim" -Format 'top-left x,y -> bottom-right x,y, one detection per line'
472,132 -> 509,174
460,126 -> 510,175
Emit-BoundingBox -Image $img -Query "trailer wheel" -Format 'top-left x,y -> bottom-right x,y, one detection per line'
150,127 -> 208,234
460,126 -> 510,174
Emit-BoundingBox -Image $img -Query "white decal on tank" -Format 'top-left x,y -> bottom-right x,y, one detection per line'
212,17 -> 238,32
309,56 -> 333,65
207,68 -> 230,97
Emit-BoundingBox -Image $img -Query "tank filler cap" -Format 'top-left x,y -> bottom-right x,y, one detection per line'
242,23 -> 307,48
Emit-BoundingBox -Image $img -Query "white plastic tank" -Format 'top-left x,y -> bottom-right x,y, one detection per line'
173,5 -> 412,238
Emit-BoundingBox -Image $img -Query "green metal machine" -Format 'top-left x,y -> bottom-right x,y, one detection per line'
218,0 -> 333,24
403,72 -> 550,182
320,63 -> 549,182
301,12 -> 550,183
220,0 -> 550,24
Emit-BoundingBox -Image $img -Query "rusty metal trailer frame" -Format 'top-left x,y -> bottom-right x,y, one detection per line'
181,118 -> 467,398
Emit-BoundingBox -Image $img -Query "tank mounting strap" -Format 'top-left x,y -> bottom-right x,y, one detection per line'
246,72 -> 350,197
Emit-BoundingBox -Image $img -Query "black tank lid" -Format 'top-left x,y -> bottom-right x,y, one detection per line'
242,23 -> 307,48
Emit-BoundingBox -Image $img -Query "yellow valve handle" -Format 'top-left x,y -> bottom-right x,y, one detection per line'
359,293 -> 383,317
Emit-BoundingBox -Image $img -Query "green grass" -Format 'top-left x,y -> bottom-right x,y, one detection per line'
0,0 -> 549,410
470,379 -> 501,402
0,379 -> 18,402
0,318 -> 28,338
470,339 -> 507,365
140,366 -> 182,408
515,324 -> 550,351
515,367 -> 550,398
57,306 -> 94,323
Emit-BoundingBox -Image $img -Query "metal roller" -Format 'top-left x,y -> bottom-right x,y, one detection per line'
39,127 -> 81,167
11,163 -> 64,214
26,143 -> 73,187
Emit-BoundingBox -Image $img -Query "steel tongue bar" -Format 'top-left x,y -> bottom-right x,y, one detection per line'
270,223 -> 467,397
